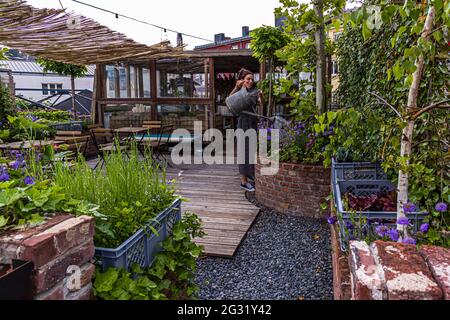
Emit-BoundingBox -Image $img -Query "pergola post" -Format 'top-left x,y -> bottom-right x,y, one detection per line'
126,65 -> 131,98
114,66 -> 120,98
92,63 -> 106,125
150,59 -> 158,120
208,57 -> 215,130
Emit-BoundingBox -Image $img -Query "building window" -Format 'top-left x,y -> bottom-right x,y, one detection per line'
244,42 -> 251,49
332,61 -> 339,75
231,45 -> 238,50
42,83 -> 62,96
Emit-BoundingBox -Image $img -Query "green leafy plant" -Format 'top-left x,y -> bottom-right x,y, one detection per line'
3,114 -> 55,142
0,178 -> 102,231
334,0 -> 449,242
53,143 -> 177,248
93,212 -> 205,300
0,83 -> 15,140
251,25 -> 290,117
17,110 -> 71,123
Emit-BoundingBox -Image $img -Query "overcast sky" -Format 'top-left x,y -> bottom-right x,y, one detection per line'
26,0 -> 282,49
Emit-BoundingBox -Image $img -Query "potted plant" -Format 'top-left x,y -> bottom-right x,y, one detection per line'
52,143 -> 180,271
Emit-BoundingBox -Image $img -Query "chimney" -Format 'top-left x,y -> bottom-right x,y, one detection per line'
242,26 -> 250,37
214,33 -> 225,43
176,33 -> 183,47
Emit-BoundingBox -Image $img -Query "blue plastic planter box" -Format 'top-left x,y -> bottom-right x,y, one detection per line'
331,159 -> 426,251
94,198 -> 181,271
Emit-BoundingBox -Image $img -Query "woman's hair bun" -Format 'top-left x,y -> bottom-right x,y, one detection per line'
237,68 -> 253,80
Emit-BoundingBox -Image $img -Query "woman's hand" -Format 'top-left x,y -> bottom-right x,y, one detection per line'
235,80 -> 244,89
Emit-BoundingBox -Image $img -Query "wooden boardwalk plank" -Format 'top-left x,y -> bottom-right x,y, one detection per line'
169,160 -> 259,258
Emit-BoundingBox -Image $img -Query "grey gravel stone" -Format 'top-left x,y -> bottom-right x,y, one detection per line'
194,196 -> 334,300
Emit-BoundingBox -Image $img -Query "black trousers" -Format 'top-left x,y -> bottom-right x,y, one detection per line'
237,114 -> 257,177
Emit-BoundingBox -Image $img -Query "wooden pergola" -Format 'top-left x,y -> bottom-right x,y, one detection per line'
0,0 -> 263,131
0,0 -> 180,65
93,49 -> 262,130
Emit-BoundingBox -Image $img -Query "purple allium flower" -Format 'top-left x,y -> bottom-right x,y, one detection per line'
24,176 -> 35,185
397,216 -> 410,225
375,225 -> 389,237
345,221 -> 354,230
419,223 -> 429,233
327,216 -> 337,225
403,202 -> 416,213
388,228 -> 399,241
402,237 -> 417,245
435,202 -> 447,212
10,160 -> 21,170
0,170 -> 10,182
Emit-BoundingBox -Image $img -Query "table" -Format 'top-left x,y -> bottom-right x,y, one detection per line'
134,133 -> 202,144
0,140 -> 61,150
0,140 -> 63,158
114,127 -> 149,144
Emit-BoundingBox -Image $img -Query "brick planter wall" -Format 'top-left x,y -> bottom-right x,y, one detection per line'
330,223 -> 352,300
255,161 -> 331,218
0,215 -> 95,300
348,240 -> 450,300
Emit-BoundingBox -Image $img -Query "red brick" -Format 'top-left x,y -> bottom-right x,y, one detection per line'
34,241 -> 95,294
34,282 -> 64,300
371,241 -> 442,300
64,263 -> 96,293
40,216 -> 95,255
64,283 -> 93,300
420,245 -> 450,299
348,241 -> 384,300
19,233 -> 59,268
0,215 -> 72,244
0,215 -> 72,264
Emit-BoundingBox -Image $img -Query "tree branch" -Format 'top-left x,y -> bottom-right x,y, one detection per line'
412,99 -> 450,119
412,139 -> 450,149
368,91 -> 403,119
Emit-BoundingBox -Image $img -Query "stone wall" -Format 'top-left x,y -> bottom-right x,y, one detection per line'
0,215 -> 95,300
255,161 -> 331,217
348,240 -> 450,300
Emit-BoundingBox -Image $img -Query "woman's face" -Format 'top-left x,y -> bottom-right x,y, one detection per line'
243,74 -> 254,89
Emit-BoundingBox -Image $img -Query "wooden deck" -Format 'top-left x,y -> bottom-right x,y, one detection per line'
166,163 -> 260,258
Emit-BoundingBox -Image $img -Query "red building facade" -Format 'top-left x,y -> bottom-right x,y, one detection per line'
194,26 -> 251,51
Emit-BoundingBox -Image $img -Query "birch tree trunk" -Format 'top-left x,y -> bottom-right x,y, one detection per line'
396,6 -> 435,235
267,57 -> 273,118
314,0 -> 327,114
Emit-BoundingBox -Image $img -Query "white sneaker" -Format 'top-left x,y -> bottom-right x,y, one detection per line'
240,182 -> 255,192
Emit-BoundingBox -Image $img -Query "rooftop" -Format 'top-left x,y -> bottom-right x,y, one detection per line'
0,60 -> 95,76
194,35 -> 251,50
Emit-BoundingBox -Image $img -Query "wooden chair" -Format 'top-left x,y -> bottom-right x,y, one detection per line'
90,128 -> 128,169
54,131 -> 90,160
154,124 -> 174,167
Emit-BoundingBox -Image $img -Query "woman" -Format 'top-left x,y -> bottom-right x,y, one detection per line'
229,68 -> 263,192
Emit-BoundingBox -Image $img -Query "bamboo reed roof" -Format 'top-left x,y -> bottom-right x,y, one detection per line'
0,0 -> 182,65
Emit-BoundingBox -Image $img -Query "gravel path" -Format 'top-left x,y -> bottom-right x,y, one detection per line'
194,201 -> 333,300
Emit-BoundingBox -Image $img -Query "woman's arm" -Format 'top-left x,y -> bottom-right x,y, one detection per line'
229,80 -> 244,96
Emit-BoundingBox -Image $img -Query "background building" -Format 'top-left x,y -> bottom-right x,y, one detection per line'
194,26 -> 251,51
0,59 -> 95,103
